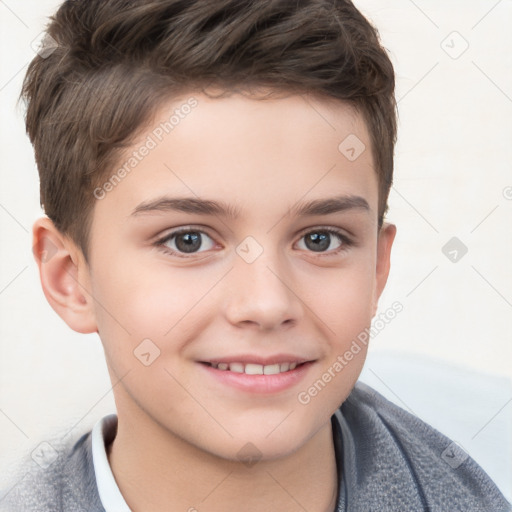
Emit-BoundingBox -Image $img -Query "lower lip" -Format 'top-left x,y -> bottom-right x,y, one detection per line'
198,361 -> 314,394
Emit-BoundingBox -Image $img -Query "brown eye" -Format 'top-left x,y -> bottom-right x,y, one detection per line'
157,229 -> 215,256
173,232 -> 202,253
296,228 -> 351,255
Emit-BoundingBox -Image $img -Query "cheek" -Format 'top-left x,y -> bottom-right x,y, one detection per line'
312,259 -> 376,335
90,248 -> 177,329
89,254 -> 216,374
294,272 -> 375,421
305,259 -> 375,383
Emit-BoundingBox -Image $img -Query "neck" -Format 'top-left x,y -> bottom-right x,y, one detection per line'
107,413 -> 339,512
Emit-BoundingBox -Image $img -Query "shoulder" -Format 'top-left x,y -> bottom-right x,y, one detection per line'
336,381 -> 512,512
0,430 -> 105,512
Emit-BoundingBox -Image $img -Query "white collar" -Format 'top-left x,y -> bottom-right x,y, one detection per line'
91,414 -> 132,512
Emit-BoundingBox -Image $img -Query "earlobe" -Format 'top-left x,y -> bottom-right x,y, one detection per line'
32,217 -> 98,334
372,222 -> 397,317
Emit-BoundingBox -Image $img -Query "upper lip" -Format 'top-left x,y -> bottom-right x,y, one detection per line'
199,354 -> 315,365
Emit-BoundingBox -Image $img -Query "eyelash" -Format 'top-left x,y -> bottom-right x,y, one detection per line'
154,226 -> 354,259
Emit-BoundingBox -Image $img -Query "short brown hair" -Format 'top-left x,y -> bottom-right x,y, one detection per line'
21,0 -> 397,260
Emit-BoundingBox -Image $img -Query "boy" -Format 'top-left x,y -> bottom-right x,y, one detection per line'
2,0 -> 510,510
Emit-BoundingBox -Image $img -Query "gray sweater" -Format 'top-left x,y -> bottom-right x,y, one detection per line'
1,382 -> 510,511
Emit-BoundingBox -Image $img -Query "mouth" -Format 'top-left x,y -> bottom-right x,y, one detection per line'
198,358 -> 316,394
200,361 -> 308,375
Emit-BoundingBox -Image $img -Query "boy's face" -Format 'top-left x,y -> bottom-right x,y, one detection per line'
69,91 -> 394,460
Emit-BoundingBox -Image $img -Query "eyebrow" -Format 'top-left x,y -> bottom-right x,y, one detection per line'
130,194 -> 370,219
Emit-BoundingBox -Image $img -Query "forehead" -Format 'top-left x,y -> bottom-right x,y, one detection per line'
93,91 -> 377,225
161,90 -> 369,160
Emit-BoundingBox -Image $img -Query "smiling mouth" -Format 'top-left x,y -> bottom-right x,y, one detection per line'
201,361 -> 309,375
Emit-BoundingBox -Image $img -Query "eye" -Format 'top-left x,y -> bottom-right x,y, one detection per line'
155,228 -> 216,257
296,228 -> 352,255
155,226 -> 353,259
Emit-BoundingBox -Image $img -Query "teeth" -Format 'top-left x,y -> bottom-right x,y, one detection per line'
209,361 -> 302,374
229,362 -> 244,373
245,363 -> 263,375
263,364 -> 281,375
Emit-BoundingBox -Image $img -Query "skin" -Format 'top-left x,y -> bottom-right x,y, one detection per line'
33,90 -> 396,512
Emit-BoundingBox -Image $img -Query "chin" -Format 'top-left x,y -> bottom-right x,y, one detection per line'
206,424 -> 317,464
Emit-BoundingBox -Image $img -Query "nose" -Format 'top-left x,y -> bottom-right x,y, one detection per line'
223,246 -> 303,331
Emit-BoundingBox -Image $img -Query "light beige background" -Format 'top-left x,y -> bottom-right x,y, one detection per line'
1,0 -> 511,502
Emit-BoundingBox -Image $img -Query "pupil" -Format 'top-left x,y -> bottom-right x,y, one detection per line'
176,232 -> 201,253
306,232 -> 329,252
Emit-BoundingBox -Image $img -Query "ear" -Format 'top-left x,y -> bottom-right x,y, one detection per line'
32,216 -> 98,334
372,222 -> 396,317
